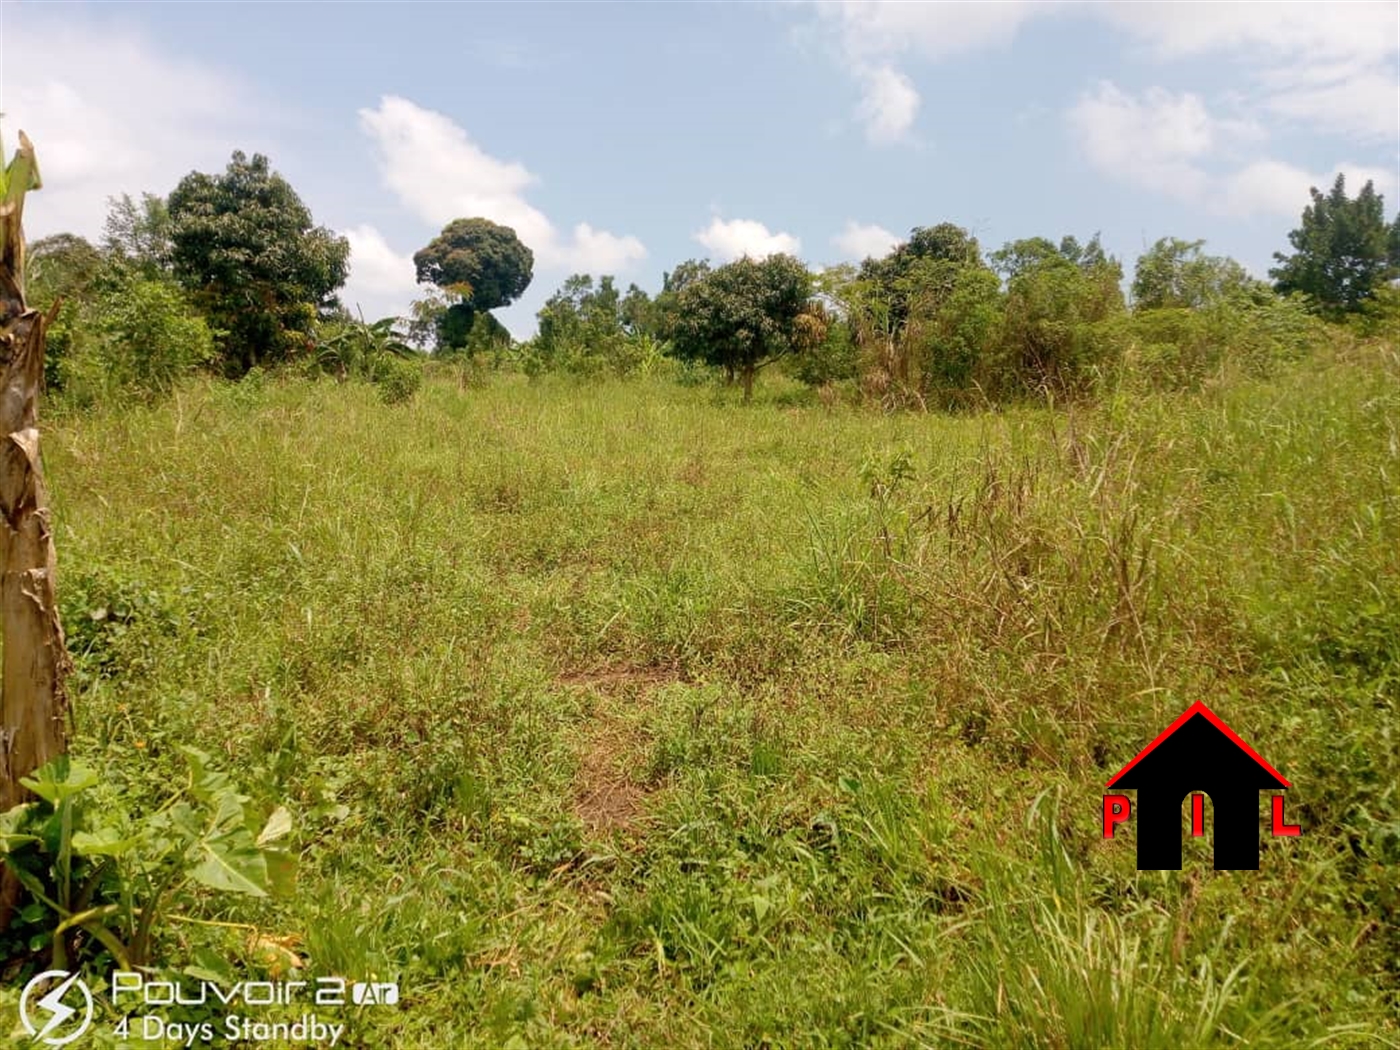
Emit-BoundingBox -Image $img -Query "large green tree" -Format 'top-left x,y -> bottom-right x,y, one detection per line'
1270,174 -> 1392,315
670,254 -> 815,401
827,224 -> 992,402
168,151 -> 349,374
413,218 -> 533,353
1132,238 -> 1254,311
992,234 -> 1125,395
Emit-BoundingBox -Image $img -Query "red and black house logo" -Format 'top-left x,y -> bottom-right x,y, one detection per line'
1103,702 -> 1301,870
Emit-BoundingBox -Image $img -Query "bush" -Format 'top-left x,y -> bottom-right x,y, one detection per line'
55,272 -> 214,405
1122,292 -> 1330,390
371,354 -> 423,404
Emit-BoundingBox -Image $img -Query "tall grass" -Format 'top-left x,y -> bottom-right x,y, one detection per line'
18,341 -> 1399,1046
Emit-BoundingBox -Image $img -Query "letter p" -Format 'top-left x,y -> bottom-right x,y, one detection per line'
1103,794 -> 1131,838
112,971 -> 143,1002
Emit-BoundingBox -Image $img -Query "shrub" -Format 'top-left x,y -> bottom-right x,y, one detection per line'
371,354 -> 423,404
55,272 -> 214,404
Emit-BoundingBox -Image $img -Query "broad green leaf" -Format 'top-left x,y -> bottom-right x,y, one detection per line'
188,794 -> 269,897
71,828 -> 141,857
21,758 -> 99,805
256,806 -> 292,847
178,746 -> 240,804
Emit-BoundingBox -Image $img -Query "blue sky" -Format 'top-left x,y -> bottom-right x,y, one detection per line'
3,1 -> 1397,336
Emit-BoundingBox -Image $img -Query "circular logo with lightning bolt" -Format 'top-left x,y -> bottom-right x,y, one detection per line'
19,970 -> 94,1046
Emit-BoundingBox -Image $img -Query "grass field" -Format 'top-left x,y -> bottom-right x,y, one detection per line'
27,342 -> 1400,1046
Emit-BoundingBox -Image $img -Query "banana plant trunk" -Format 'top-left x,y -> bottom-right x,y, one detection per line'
0,129 -> 71,930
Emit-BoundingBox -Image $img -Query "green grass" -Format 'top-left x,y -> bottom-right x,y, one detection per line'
26,343 -> 1400,1046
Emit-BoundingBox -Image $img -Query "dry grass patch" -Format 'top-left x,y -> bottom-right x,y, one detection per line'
560,663 -> 685,833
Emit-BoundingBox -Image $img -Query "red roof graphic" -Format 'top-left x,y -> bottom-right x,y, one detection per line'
1106,700 -> 1290,789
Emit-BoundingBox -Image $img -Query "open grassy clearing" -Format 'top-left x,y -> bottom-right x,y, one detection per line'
29,343 -> 1400,1046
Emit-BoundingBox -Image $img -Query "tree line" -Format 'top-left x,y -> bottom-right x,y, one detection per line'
28,149 -> 1400,408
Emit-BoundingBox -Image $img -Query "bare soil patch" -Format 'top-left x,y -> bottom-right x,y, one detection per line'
560,663 -> 684,833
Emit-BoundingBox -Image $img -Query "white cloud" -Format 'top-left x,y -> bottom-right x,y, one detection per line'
806,2 -> 1050,144
694,217 -> 802,262
566,222 -> 649,274
832,220 -> 900,260
797,1 -> 1399,148
0,11 -> 268,240
1260,67 -> 1400,141
1100,2 -> 1397,65
1067,82 -> 1216,199
339,224 -> 420,320
855,66 -> 920,144
1070,82 -> 1396,218
1105,3 -> 1399,142
814,1 -> 1050,62
357,96 -> 645,273
1222,159 -> 1398,218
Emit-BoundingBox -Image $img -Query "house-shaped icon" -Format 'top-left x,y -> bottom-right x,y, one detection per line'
1107,701 -> 1289,869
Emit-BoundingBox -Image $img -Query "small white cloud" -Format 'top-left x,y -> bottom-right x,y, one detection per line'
694,217 -> 801,262
358,95 -> 646,273
832,220 -> 900,260
1222,159 -> 1398,218
566,223 -> 648,273
339,224 -> 419,320
1067,82 -> 1215,199
1101,2 -> 1397,66
818,1 -> 1050,62
855,65 -> 921,144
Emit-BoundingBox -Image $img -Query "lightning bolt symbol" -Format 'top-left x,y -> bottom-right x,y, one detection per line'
35,972 -> 79,1041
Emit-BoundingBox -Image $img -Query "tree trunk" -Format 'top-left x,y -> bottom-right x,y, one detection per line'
742,365 -> 755,403
0,129 -> 71,931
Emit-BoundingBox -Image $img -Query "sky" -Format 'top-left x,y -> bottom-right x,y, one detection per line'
2,1 -> 1397,337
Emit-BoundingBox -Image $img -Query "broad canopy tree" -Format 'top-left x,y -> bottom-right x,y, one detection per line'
168,151 -> 349,374
670,253 -> 816,401
413,218 -> 533,354
1132,238 -> 1254,311
828,224 -> 995,402
1270,174 -> 1393,316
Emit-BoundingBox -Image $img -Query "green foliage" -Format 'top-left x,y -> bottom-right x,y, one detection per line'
47,268 -> 214,404
1120,291 -> 1328,389
26,233 -> 105,388
103,191 -> 173,275
413,217 -> 534,315
670,254 -> 816,399
313,314 -> 424,404
314,315 -> 412,376
991,234 -> 1126,396
370,353 -> 424,404
1347,284 -> 1400,340
1270,174 -> 1393,316
792,316 -> 860,388
1132,237 -> 1256,310
912,265 -> 1004,404
27,233 -> 103,299
0,752 -> 292,971
651,259 -> 712,343
530,273 -> 657,378
168,150 -> 349,374
402,291 -> 450,351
